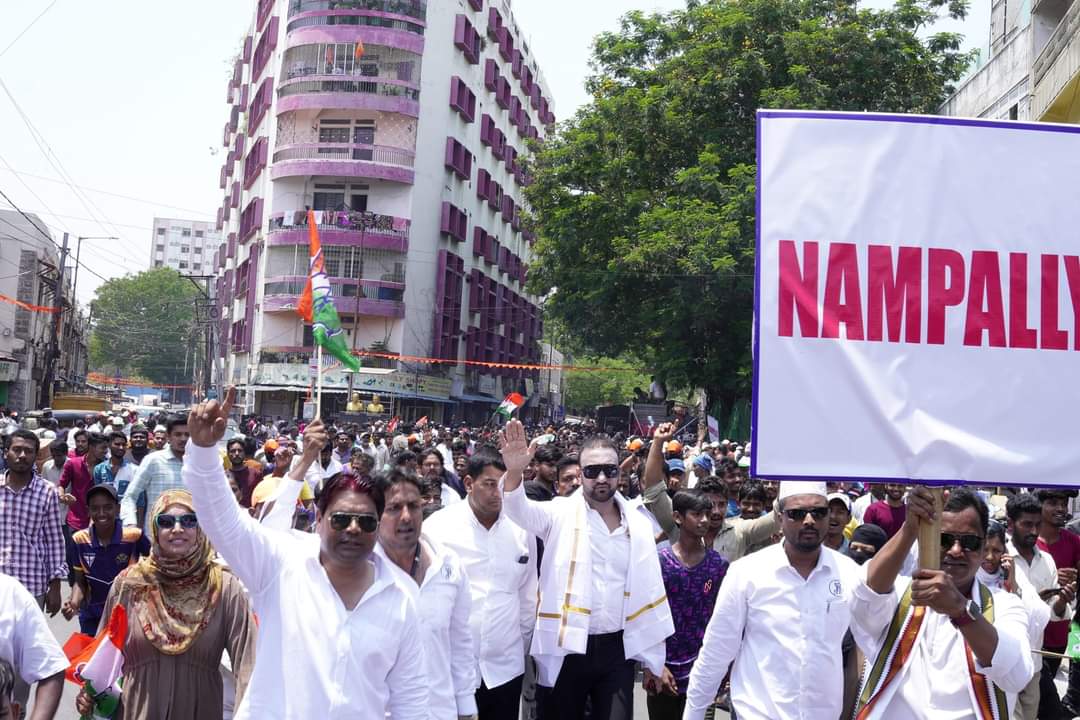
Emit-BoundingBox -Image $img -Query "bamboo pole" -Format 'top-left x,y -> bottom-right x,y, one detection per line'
917,487 -> 945,570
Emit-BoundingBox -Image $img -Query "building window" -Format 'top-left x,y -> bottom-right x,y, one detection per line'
181,245 -> 190,253
445,137 -> 472,180
154,260 -> 163,267
195,230 -> 204,238
182,228 -> 192,237
155,244 -> 165,252
454,14 -> 481,64
194,247 -> 203,255
179,261 -> 189,269
449,77 -> 476,123
156,228 -> 166,236
193,264 -> 202,271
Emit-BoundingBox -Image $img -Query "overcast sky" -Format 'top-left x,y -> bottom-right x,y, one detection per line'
0,0 -> 984,306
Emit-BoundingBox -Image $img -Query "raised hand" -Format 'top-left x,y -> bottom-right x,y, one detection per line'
301,419 -> 328,462
499,419 -> 535,479
653,422 -> 675,444
188,386 -> 237,448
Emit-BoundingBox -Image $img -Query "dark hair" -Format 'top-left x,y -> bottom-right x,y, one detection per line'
1006,492 -> 1043,522
226,438 -> 246,451
466,446 -> 506,479
165,415 -> 188,435
0,656 -> 14,704
417,447 -> 444,468
336,430 -> 354,441
243,436 -> 258,457
943,486 -> 989,535
9,428 -> 40,454
86,432 -> 109,447
1036,488 -> 1075,503
534,444 -> 563,465
418,475 -> 442,496
580,435 -> 619,458
352,453 -> 376,472
695,477 -> 727,497
738,481 -> 767,504
392,450 -> 417,467
376,468 -> 423,497
48,439 -> 68,454
317,472 -> 384,517
129,424 -> 149,438
717,457 -> 738,475
107,431 -> 128,445
987,519 -> 1007,544
556,455 -> 580,473
672,489 -> 714,516
72,428 -> 88,441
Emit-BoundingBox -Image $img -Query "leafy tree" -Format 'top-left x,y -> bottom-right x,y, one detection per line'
564,358 -> 652,414
88,268 -> 202,385
525,0 -> 972,413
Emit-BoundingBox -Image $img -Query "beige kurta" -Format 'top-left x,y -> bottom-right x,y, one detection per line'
98,570 -> 256,720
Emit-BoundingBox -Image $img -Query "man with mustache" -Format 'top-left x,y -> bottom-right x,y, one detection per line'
684,481 -> 863,719
849,486 -> 1033,719
1006,493 -> 1070,719
1035,488 -> 1080,718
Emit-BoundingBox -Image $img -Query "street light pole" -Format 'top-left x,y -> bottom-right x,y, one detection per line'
71,236 -> 117,389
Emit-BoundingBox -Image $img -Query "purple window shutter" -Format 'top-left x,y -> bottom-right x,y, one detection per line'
243,244 -> 260,352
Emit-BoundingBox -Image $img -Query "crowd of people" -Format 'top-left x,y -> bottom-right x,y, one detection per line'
1,397 -> 1079,719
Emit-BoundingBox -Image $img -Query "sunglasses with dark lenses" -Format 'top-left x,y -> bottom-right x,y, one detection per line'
581,464 -> 619,480
941,533 -> 983,553
783,507 -> 829,522
156,513 -> 198,530
329,512 -> 379,533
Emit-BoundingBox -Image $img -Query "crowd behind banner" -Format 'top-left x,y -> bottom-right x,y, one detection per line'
0,400 -> 1078,720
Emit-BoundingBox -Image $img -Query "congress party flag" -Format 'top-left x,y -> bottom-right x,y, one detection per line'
495,392 -> 525,419
753,110 -> 1080,487
297,211 -> 361,373
66,604 -> 126,718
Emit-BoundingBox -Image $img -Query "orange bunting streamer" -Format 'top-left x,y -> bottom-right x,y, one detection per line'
0,293 -> 59,313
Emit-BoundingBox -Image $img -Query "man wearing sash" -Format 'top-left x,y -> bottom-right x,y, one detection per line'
498,420 -> 674,720
851,486 -> 1034,719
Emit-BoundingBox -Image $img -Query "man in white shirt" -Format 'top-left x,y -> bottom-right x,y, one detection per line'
374,469 -> 478,720
426,447 -> 538,720
1005,493 -> 1074,719
850,486 -> 1034,719
684,481 -> 865,720
0,572 -> 66,720
183,389 -> 427,719
500,420 -> 673,720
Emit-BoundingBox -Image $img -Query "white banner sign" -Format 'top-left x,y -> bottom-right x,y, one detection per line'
753,110 -> 1080,486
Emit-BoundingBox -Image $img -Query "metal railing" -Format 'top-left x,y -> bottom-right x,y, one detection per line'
272,142 -> 415,167
264,280 -> 405,302
287,14 -> 424,34
288,0 -> 427,21
277,77 -> 420,101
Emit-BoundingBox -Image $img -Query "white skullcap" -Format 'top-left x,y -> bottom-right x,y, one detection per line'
778,481 -> 828,502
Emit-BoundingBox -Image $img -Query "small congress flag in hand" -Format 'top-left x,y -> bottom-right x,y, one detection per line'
495,392 -> 525,420
296,211 -> 361,373
66,605 -> 127,718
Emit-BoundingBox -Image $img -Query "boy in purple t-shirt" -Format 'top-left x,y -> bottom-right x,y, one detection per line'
645,489 -> 729,719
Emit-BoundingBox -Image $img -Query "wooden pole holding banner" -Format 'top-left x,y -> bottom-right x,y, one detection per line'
917,487 -> 945,570
315,345 -> 323,421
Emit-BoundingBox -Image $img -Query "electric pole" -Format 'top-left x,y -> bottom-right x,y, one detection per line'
40,233 -> 69,408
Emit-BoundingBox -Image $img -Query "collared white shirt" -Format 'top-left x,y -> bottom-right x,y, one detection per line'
685,543 -> 866,720
182,442 -> 427,720
375,535 -> 478,719
425,500 -> 537,689
589,505 -> 630,634
1008,540 -> 1072,623
0,572 -> 68,685
849,575 -> 1033,719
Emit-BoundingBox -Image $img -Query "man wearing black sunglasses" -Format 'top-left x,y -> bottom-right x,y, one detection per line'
499,420 -> 673,720
851,486 -> 1033,718
685,481 -> 863,720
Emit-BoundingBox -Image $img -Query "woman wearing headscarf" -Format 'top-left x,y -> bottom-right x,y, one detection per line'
75,489 -> 256,719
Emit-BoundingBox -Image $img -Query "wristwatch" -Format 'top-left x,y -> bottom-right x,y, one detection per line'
950,600 -> 979,628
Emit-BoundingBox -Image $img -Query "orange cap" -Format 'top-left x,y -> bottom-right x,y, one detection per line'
627,439 -> 644,452
664,440 -> 683,454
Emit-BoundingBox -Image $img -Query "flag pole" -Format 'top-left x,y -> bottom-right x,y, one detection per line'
315,345 -> 324,421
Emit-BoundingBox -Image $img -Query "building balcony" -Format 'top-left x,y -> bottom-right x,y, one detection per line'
288,0 -> 427,22
277,74 -> 420,117
262,276 -> 405,318
268,210 -> 410,253
287,0 -> 427,38
1033,0 -> 1080,121
270,141 -> 415,183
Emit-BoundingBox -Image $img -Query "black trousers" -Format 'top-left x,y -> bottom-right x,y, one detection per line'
477,674 -> 524,720
1040,648 -> 1065,720
541,631 -> 635,720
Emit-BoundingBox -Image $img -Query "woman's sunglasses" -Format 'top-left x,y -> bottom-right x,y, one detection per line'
156,513 -> 198,530
329,512 -> 379,533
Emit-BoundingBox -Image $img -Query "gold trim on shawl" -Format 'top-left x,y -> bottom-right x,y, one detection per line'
626,595 -> 668,623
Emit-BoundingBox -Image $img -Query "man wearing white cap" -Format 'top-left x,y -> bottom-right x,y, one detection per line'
683,481 -> 868,720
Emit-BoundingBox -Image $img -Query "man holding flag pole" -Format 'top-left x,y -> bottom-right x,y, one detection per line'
296,210 -> 361,421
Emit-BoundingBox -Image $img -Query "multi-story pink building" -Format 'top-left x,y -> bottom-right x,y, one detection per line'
213,0 -> 555,422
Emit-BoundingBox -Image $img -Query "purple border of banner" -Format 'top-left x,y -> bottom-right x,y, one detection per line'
750,110 -> 1080,486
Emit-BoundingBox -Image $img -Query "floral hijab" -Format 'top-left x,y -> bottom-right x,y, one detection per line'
122,489 -> 222,655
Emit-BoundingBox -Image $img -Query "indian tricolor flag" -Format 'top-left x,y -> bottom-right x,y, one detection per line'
296,211 -> 361,372
495,392 -> 525,420
65,605 -> 126,719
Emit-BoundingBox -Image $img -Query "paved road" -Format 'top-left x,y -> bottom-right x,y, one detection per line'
33,609 -> 732,720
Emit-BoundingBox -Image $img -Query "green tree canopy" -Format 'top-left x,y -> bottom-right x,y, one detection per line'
563,358 -> 651,414
525,0 -> 972,410
88,268 -> 201,385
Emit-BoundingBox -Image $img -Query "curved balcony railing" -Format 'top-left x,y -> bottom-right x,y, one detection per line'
287,14 -> 424,35
268,211 -> 410,252
273,142 -> 415,168
288,0 -> 427,21
278,76 -> 420,101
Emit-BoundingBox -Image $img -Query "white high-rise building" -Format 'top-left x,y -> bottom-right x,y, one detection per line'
151,218 -> 222,275
212,0 -> 555,422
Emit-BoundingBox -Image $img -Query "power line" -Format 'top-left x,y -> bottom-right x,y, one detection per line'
0,0 -> 61,58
